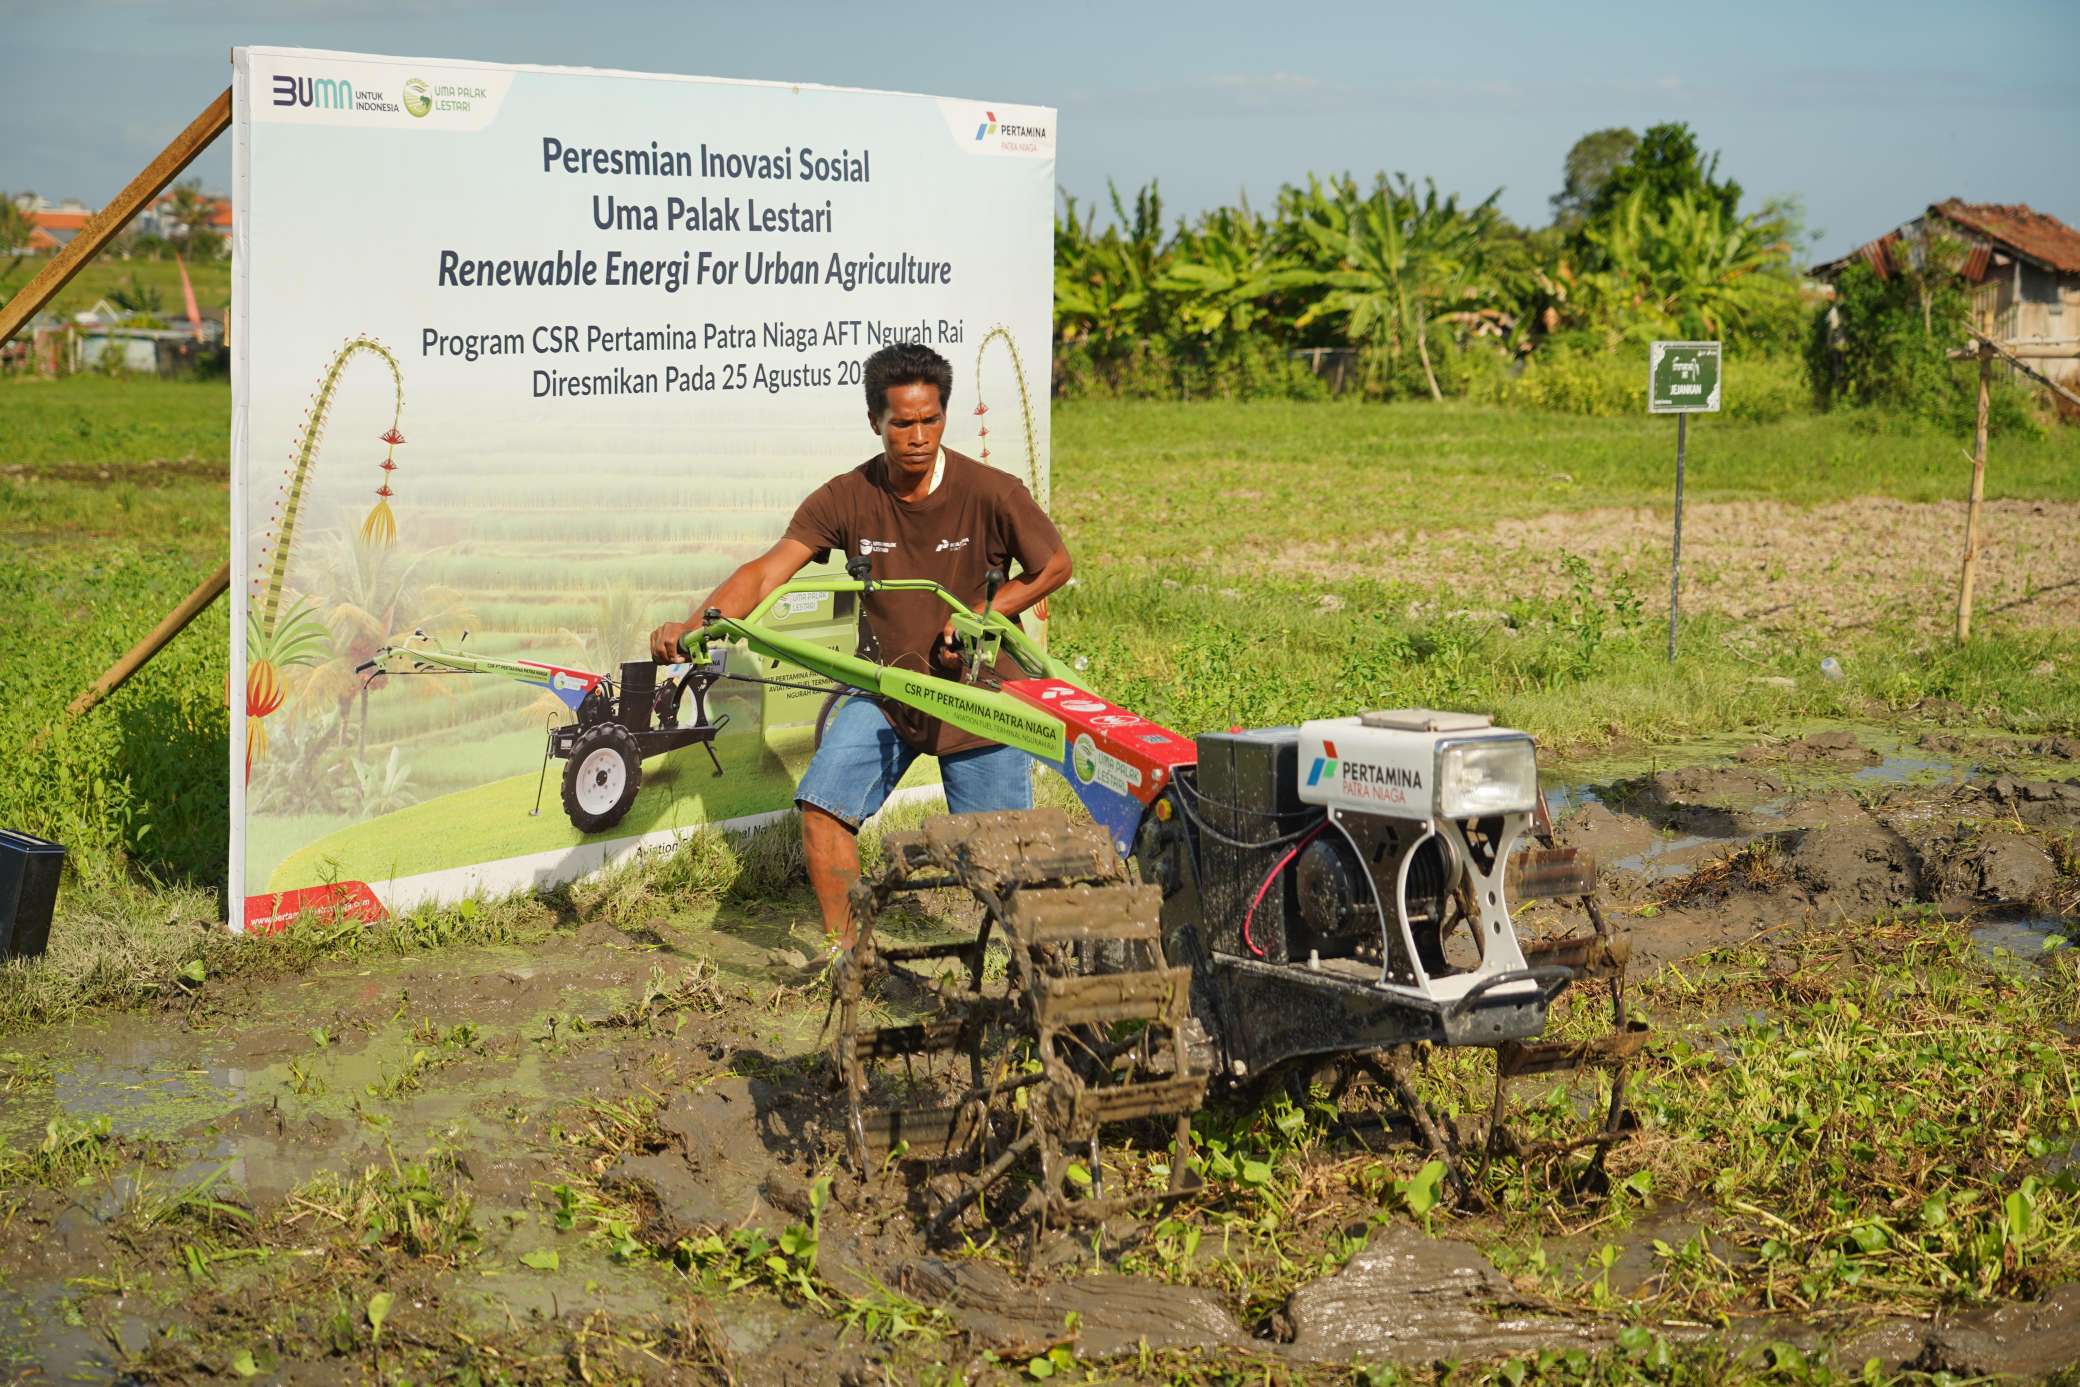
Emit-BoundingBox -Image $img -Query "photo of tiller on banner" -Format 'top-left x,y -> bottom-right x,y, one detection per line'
229,48 -> 1056,929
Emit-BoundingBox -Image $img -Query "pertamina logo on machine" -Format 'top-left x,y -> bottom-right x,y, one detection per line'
1307,740 -> 1421,804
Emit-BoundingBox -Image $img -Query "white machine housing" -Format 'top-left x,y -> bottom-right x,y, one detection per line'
1295,709 -> 1544,1003
1297,709 -> 1538,820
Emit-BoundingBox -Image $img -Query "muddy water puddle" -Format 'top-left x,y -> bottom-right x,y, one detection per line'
1852,752 -> 1973,787
1605,832 -> 1723,883
1971,916 -> 2075,972
0,920 -> 844,1244
1,916 -> 851,1381
1545,719 -> 2066,809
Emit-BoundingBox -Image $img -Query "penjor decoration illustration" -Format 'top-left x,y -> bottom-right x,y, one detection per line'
245,336 -> 407,779
970,325 -> 1040,501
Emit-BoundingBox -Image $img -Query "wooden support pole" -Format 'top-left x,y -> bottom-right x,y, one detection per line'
0,88 -> 232,346
1955,350 -> 1992,644
66,561 -> 230,718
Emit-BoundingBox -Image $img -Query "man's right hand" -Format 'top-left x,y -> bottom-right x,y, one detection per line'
649,620 -> 697,663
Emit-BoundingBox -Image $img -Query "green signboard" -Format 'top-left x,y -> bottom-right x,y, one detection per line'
1648,340 -> 1722,413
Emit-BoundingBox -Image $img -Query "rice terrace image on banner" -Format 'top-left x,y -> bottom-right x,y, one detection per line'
227,47 -> 1056,928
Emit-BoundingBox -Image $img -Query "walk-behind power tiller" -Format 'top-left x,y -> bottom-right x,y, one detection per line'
367,564 -> 1641,1238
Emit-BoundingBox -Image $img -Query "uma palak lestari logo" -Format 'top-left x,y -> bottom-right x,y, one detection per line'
403,78 -> 432,118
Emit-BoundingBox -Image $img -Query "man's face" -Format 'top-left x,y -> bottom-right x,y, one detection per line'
871,381 -> 947,476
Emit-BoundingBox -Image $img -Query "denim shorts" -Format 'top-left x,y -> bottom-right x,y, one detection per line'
794,694 -> 1033,829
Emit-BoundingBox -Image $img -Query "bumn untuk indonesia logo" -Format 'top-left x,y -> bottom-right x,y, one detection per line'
271,74 -> 355,110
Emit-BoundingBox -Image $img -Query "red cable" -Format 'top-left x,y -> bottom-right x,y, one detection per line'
1243,821 -> 1326,959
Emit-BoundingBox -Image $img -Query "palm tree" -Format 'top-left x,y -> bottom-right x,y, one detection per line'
248,705 -> 353,816
166,179 -> 222,258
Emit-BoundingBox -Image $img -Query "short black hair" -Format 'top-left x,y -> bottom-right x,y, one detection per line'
862,342 -> 954,419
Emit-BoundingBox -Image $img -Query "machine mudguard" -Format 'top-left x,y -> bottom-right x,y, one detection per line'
1000,678 -> 1197,857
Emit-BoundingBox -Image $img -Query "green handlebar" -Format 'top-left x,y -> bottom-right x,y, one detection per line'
682,578 -> 1073,707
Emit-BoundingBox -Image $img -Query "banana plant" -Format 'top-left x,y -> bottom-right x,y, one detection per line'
1294,175 -> 1503,400
1154,204 -> 1315,338
1053,182 -> 1169,348
1575,185 -> 1800,342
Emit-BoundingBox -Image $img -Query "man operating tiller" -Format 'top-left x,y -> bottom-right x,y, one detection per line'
649,342 -> 1071,949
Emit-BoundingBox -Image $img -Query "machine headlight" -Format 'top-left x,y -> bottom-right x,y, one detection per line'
1436,737 -> 1538,818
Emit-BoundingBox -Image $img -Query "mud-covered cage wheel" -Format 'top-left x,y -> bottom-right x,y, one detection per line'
561,722 -> 642,832
833,809 -> 1209,1243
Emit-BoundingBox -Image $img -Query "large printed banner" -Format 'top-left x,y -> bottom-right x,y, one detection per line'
229,47 -> 1054,929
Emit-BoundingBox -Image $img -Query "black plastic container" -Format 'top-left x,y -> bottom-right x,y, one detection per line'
0,828 -> 64,960
1194,727 -> 1307,963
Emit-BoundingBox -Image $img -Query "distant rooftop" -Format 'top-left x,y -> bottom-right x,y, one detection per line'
1931,200 -> 2080,276
1813,200 -> 2080,282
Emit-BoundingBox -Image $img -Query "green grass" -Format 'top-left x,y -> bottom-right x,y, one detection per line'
0,374 -> 229,466
1463,919 -> 2080,1314
0,536 -> 229,887
0,374 -> 2075,964
0,869 -> 540,1033
0,253 -> 231,328
1053,398 -> 2080,561
1052,561 -> 2080,752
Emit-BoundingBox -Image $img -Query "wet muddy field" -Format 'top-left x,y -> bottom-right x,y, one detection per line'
3,728 -> 2077,1384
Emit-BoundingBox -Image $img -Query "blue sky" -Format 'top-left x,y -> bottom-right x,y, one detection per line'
6,0 -> 2074,261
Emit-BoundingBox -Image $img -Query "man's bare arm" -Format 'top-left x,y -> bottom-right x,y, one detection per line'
990,544 -> 1071,619
934,543 -> 1073,669
648,537 -> 817,661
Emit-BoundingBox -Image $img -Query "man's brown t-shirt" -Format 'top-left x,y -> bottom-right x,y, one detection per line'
784,449 -> 1063,756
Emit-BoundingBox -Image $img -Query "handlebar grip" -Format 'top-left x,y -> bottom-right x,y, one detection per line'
675,610 -> 723,662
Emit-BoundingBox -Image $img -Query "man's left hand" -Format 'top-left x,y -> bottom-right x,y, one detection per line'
932,618 -> 963,671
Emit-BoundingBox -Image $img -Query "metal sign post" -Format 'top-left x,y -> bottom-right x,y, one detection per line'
1648,340 -> 1721,661
1669,412 -> 1687,662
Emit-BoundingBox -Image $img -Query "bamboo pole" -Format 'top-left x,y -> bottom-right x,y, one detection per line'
1950,324 -> 2080,410
1954,350 -> 1992,643
67,561 -> 230,717
0,88 -> 232,346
